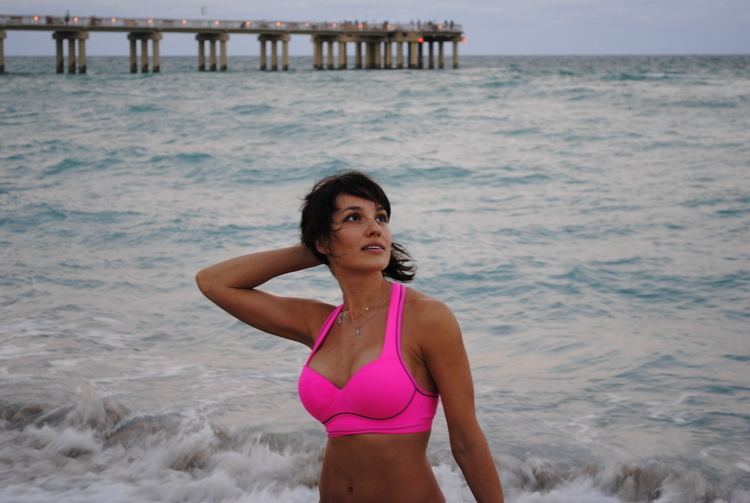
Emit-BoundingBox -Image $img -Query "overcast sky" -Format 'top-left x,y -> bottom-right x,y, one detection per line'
2,0 -> 749,55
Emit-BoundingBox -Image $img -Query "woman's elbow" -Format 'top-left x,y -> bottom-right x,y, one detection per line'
450,435 -> 477,462
195,268 -> 216,297
448,420 -> 484,461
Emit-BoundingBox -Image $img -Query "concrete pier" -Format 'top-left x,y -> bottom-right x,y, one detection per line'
313,35 -> 345,71
128,32 -> 160,73
53,31 -> 87,73
365,42 -> 375,69
282,36 -> 289,70
209,37 -> 217,70
141,38 -> 149,72
0,30 -> 5,73
196,33 -> 228,71
327,40 -> 334,70
153,33 -> 161,72
68,37 -> 76,73
259,33 -> 288,71
197,38 -> 205,71
272,39 -> 279,70
1,15 -> 463,73
79,32 -> 87,73
338,40 -> 346,69
220,34 -> 228,71
408,42 -> 417,69
259,38 -> 266,70
130,36 -> 137,72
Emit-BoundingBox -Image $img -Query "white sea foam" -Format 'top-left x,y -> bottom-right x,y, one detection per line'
1,405 -> 748,503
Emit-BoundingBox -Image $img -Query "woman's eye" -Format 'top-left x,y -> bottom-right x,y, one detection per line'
342,213 -> 387,223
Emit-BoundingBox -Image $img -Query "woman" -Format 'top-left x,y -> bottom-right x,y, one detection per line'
196,171 -> 504,502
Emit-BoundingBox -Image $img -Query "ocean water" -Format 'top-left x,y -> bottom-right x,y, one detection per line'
1,55 -> 749,502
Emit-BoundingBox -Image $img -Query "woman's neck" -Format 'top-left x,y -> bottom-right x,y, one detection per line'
337,274 -> 390,319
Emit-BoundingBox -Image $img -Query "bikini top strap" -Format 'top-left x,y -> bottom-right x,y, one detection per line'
305,304 -> 344,365
382,282 -> 405,358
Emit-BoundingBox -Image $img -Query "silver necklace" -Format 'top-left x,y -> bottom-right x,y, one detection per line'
336,297 -> 388,337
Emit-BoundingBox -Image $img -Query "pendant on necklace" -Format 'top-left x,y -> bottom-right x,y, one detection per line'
354,327 -> 362,338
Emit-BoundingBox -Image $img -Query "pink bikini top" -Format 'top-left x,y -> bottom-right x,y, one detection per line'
298,283 -> 439,438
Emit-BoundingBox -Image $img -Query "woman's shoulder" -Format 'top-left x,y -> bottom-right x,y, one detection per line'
402,285 -> 458,329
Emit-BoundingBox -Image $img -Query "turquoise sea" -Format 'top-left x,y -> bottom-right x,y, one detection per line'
1,55 -> 749,502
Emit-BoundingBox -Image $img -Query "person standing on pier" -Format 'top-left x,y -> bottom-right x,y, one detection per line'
196,171 -> 505,502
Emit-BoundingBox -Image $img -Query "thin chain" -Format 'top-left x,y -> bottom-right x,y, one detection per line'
336,296 -> 389,338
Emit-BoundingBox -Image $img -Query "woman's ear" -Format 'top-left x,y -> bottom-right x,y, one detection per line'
315,239 -> 329,256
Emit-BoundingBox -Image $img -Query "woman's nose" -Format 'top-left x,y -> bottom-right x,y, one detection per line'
365,217 -> 381,235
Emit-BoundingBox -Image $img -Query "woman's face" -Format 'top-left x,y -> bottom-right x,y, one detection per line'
318,193 -> 392,274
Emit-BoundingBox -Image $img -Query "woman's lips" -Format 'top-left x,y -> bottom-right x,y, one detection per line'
362,243 -> 386,253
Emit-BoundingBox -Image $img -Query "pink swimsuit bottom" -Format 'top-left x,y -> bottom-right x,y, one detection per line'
298,283 -> 439,438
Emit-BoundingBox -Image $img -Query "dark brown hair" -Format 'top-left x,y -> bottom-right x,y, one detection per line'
300,170 -> 415,282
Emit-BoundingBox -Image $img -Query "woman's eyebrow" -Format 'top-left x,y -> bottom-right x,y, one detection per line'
335,205 -> 385,213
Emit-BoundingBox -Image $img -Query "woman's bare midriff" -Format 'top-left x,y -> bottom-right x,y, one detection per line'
319,432 -> 445,503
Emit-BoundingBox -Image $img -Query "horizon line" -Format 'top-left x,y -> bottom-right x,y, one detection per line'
5,52 -> 749,57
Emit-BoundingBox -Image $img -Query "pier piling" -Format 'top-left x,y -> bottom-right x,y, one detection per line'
282,36 -> 289,70
259,38 -> 266,70
312,37 -> 321,70
67,37 -> 76,73
209,38 -> 216,71
127,32 -> 160,73
0,30 -> 4,73
141,38 -> 149,72
338,40 -> 347,69
130,36 -> 137,73
219,34 -> 228,71
259,34 -> 287,71
152,33 -> 161,72
365,42 -> 374,69
53,31 -> 86,74
55,35 -> 63,73
197,38 -> 205,71
196,33 -> 226,72
78,32 -> 87,73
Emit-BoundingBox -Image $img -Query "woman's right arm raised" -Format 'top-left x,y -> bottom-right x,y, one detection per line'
195,245 -> 329,347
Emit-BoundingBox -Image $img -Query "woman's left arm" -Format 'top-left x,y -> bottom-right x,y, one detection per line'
419,300 -> 504,503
